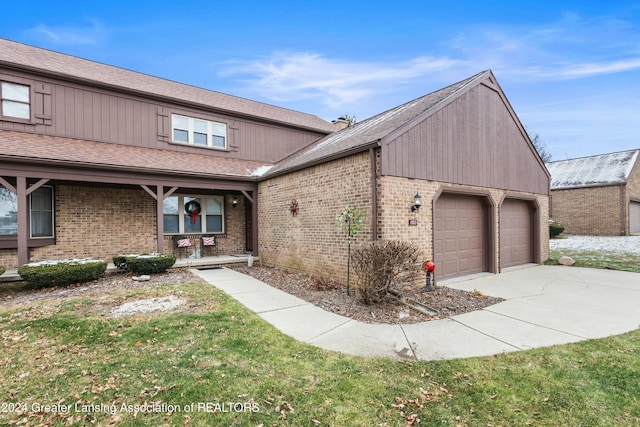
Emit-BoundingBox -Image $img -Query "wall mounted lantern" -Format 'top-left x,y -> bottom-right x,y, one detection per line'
232,195 -> 238,208
411,191 -> 422,212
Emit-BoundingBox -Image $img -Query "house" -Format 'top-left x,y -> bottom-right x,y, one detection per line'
0,38 -> 335,268
1,39 -> 550,283
546,150 -> 640,236
259,70 -> 550,281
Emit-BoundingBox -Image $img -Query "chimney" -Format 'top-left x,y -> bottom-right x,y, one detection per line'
332,117 -> 350,130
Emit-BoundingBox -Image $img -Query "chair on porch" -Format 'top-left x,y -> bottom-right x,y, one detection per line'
201,235 -> 219,257
172,235 -> 192,259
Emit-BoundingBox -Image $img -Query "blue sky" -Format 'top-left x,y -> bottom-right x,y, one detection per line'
2,1 -> 639,161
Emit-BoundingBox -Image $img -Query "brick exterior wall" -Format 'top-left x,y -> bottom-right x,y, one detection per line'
0,185 -> 247,268
626,162 -> 640,230
258,149 -> 549,286
550,185 -> 624,236
378,177 -> 549,275
258,151 -> 374,281
30,185 -> 157,264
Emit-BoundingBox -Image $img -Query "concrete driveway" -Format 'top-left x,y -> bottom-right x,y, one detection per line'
193,265 -> 640,360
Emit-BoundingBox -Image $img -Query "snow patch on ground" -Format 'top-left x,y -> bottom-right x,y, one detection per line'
550,235 -> 640,255
111,295 -> 185,317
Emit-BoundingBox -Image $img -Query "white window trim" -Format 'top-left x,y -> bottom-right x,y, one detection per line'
164,195 -> 225,234
1,80 -> 32,122
171,114 -> 227,150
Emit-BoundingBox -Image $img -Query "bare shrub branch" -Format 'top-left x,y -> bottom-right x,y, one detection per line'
350,240 -> 420,305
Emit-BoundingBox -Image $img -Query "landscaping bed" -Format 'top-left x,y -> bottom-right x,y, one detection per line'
230,265 -> 504,324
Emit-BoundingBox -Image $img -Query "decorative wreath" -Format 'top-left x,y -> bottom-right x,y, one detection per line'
185,200 -> 201,224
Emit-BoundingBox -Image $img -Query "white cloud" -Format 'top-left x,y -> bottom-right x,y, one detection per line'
23,20 -> 106,46
218,52 -> 466,108
550,58 -> 640,79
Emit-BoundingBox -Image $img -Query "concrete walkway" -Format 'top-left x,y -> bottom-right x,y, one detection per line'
191,265 -> 640,360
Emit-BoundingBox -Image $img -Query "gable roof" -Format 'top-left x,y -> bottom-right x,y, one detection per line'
0,38 -> 335,133
264,70 -> 491,177
546,149 -> 640,190
0,130 -> 271,179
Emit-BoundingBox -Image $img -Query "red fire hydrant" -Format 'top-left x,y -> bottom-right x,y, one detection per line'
422,260 -> 436,291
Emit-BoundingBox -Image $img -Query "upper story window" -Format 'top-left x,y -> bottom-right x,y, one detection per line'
171,114 -> 227,149
1,82 -> 31,120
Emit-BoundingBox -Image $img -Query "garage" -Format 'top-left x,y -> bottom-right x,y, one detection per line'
500,199 -> 534,268
630,201 -> 640,234
434,194 -> 488,280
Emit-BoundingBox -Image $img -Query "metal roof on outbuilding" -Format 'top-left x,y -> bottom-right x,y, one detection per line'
546,149 -> 639,190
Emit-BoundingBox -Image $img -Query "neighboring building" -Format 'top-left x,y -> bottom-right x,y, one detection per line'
1,39 -> 550,283
546,150 -> 640,236
259,70 -> 550,281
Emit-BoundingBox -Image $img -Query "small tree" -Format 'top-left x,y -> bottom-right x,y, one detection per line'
525,126 -> 552,163
336,206 -> 365,295
351,240 -> 420,305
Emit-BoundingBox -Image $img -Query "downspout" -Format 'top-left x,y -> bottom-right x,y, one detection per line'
370,148 -> 378,241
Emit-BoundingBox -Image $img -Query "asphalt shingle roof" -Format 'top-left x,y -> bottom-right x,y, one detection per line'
0,38 -> 335,133
0,130 -> 271,178
546,149 -> 640,189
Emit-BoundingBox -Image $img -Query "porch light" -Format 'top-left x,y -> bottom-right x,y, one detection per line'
232,196 -> 238,208
411,191 -> 422,212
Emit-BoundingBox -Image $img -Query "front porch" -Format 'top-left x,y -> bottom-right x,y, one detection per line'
0,254 -> 257,283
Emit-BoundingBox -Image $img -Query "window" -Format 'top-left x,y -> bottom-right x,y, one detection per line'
0,185 -> 54,238
171,114 -> 227,149
163,195 -> 225,234
30,187 -> 54,238
0,186 -> 17,235
1,82 -> 31,120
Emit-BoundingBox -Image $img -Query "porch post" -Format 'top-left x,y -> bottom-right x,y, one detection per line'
156,186 -> 164,254
251,190 -> 259,256
16,176 -> 29,266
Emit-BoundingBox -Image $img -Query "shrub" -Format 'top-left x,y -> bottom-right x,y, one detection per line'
350,240 -> 420,305
113,253 -> 176,275
549,220 -> 565,238
18,259 -> 107,288
0,265 -> 5,276
311,273 -> 339,291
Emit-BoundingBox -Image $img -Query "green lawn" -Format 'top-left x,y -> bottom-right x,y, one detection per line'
1,273 -> 639,426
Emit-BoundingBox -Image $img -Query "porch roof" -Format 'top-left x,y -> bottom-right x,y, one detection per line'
0,130 -> 272,180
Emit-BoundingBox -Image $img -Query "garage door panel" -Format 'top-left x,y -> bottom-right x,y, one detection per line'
630,202 -> 640,234
434,194 -> 487,280
500,199 -> 533,268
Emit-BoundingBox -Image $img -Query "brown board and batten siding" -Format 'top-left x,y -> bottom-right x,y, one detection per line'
380,80 -> 549,195
0,69 -> 327,164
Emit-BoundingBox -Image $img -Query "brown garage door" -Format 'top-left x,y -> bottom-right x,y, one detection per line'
500,199 -> 533,268
434,194 -> 486,280
630,201 -> 640,234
